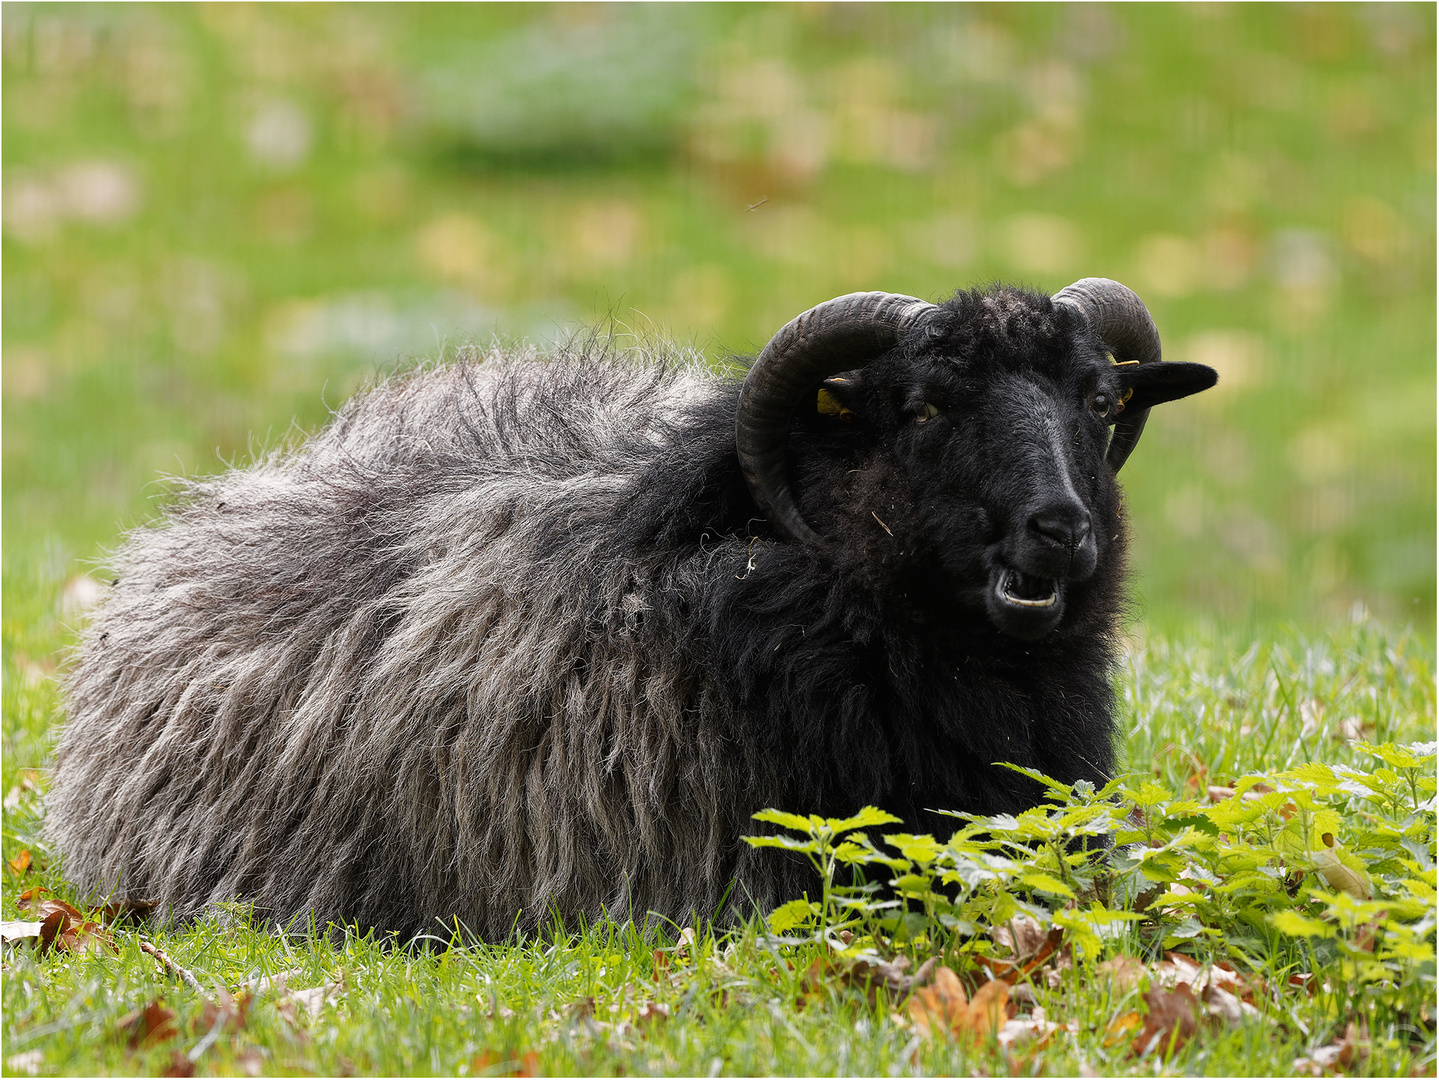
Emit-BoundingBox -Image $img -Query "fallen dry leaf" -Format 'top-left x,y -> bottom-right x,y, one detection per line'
16,889 -> 79,921
15,889 -> 116,952
907,967 -> 1011,1043
161,1050 -> 196,1078
979,926 -> 1065,984
1312,845 -> 1372,900
7,849 -> 32,877
1201,983 -> 1252,1026
29,904 -> 116,956
283,978 -> 345,1019
1131,983 -> 1200,1058
246,966 -> 307,994
199,986 -> 251,1035
0,920 -> 43,947
1104,1009 -> 1143,1048
3,769 -> 43,813
990,914 -> 1051,959
97,897 -> 161,926
1293,1020 -> 1370,1074
1096,955 -> 1147,996
117,1000 -> 180,1049
636,1001 -> 670,1025
472,1048 -> 541,1077
996,1005 -> 1071,1051
797,953 -> 938,1009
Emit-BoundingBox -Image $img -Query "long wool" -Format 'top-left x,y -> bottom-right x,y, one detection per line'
49,316 -> 1124,940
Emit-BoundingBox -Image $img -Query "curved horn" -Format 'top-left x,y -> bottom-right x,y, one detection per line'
1052,277 -> 1162,472
736,291 -> 937,547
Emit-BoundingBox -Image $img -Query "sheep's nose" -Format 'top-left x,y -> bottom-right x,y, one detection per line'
1028,506 -> 1092,553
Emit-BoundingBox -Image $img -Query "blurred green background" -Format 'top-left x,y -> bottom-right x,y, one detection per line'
4,3 -> 1434,642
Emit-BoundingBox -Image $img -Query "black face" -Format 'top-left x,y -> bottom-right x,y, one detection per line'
799,295 -> 1216,641
893,343 -> 1120,640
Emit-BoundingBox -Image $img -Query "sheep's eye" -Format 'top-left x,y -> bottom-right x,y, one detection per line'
1090,393 -> 1112,417
914,402 -> 941,424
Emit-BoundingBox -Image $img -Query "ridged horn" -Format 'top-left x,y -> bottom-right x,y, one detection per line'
1052,277 -> 1162,472
736,291 -> 937,547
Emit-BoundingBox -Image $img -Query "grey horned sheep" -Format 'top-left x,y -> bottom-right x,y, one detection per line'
48,280 -> 1217,939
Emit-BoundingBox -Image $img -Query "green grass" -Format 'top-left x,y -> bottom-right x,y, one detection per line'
3,5 -> 1435,1076
4,622 -> 1433,1077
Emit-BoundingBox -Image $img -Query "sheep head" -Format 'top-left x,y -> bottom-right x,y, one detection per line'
736,280 -> 1217,640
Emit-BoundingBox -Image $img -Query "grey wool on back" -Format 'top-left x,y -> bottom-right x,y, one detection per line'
50,347 -> 799,939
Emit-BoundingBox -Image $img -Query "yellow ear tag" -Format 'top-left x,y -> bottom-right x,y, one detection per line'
1111,358 -> 1140,367
817,388 -> 854,420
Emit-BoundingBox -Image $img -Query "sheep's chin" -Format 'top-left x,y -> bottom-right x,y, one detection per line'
986,567 -> 1064,640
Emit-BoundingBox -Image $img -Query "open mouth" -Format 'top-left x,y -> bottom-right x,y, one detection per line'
995,568 -> 1060,609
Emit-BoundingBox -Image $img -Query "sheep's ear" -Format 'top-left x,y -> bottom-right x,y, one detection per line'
815,376 -> 860,424
1115,361 -> 1218,415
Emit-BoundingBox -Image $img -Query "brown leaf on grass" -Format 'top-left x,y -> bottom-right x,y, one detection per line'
1312,844 -> 1372,900
635,1001 -> 670,1025
1131,983 -> 1201,1058
35,907 -> 116,956
1096,955 -> 1147,996
990,914 -> 1050,959
907,967 -> 1012,1043
1333,716 -> 1370,742
1104,1009 -> 1143,1048
798,953 -> 938,1008
7,849 -> 32,877
161,1050 -> 196,1078
17,889 -> 81,921
199,987 -> 251,1035
280,977 -> 345,1020
565,996 -> 595,1021
16,889 -> 117,952
117,1000 -> 180,1049
97,897 -> 161,926
472,1048 -> 541,1077
1183,765 -> 1208,797
4,770 -> 43,813
996,1006 -> 1070,1051
980,921 -> 1065,984
1293,1021 -> 1370,1074
1,919 -> 44,949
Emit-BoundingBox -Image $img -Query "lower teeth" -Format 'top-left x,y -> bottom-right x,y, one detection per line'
1002,572 -> 1057,607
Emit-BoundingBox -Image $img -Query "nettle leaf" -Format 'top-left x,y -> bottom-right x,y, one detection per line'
1362,742 -> 1435,771
1204,794 -> 1270,830
1017,870 -> 1074,898
1124,780 -> 1174,811
1280,761 -> 1344,796
767,898 -> 821,933
827,807 -> 904,833
833,839 -> 909,872
1161,813 -> 1221,838
751,809 -> 821,833
885,833 -> 942,866
745,835 -> 823,854
1270,910 -> 1336,939
1050,907 -> 1101,959
996,762 -> 1073,801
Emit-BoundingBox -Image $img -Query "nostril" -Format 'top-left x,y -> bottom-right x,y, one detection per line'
1029,508 -> 1092,550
